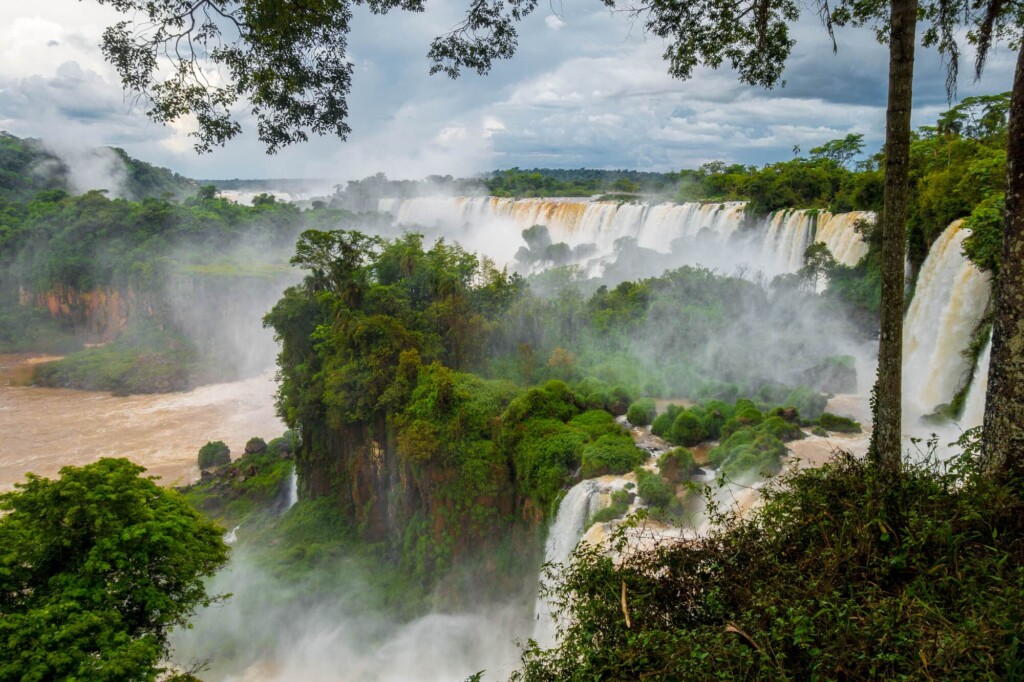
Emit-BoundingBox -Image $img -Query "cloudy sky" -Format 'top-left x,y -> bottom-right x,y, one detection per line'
0,1 -> 1016,182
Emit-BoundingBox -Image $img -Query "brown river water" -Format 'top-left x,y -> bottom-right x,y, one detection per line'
0,354 -> 284,491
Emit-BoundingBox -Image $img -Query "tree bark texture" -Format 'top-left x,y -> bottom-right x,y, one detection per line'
983,40 -> 1024,482
870,0 -> 917,475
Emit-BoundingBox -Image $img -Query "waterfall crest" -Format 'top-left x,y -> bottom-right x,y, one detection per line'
379,197 -> 875,280
903,220 -> 992,425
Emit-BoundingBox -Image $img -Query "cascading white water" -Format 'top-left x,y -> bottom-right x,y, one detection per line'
286,467 -> 298,510
815,211 -> 874,265
379,197 -> 748,272
960,335 -> 992,429
762,210 -> 816,272
379,197 -> 877,280
533,480 -> 604,648
903,220 -> 992,426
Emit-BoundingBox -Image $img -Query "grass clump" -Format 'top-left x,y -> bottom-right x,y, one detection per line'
515,443 -> 1024,681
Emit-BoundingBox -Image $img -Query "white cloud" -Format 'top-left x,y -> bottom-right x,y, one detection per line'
0,0 -> 1016,179
545,15 -> 566,31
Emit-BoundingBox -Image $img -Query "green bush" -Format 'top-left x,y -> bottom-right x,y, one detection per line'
658,448 -> 696,483
651,404 -> 683,438
669,411 -> 708,446
267,431 -> 296,456
627,399 -> 657,426
581,434 -> 648,478
759,416 -> 805,442
198,441 -> 231,469
244,437 -> 268,454
569,410 -> 623,440
588,489 -> 633,527
819,412 -> 862,433
635,469 -> 676,510
784,385 -> 828,420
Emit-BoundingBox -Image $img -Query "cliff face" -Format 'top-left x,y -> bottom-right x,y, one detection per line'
299,418 -> 538,581
18,284 -> 156,342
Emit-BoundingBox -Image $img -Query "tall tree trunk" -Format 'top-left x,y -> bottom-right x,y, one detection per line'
983,40 -> 1024,481
870,0 -> 917,475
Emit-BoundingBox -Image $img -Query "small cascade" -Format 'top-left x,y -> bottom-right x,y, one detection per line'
533,480 -> 604,648
224,525 -> 240,545
285,467 -> 298,510
960,335 -> 992,429
814,211 -> 874,265
903,220 -> 992,425
761,210 -> 816,272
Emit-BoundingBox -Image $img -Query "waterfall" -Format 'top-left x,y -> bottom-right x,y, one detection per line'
761,210 -> 816,272
814,211 -> 874,265
224,525 -> 240,544
379,197 -> 747,272
533,480 -> 604,648
960,335 -> 992,429
903,220 -> 992,425
378,196 -> 884,280
286,467 -> 298,510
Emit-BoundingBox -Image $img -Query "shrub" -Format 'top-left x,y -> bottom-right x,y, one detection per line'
635,468 -> 676,509
588,489 -> 634,527
721,434 -> 787,479
651,404 -> 683,437
759,416 -> 805,442
569,410 -> 623,440
244,437 -> 268,454
581,435 -> 648,478
819,412 -> 862,433
784,385 -> 828,420
608,386 -> 633,415
267,431 -> 296,456
669,411 -> 708,446
198,441 -> 231,469
627,399 -> 657,426
701,406 -> 729,440
658,448 -> 696,483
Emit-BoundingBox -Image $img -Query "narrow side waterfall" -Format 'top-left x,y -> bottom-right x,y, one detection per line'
533,480 -> 604,648
903,220 -> 992,425
286,467 -> 298,510
815,211 -> 874,265
960,335 -> 992,429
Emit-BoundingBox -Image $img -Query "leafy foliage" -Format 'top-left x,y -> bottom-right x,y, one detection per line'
515,450 -> 1024,681
0,459 -> 229,681
198,441 -> 231,469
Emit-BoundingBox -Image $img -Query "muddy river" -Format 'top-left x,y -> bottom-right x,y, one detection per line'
0,354 -> 284,491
